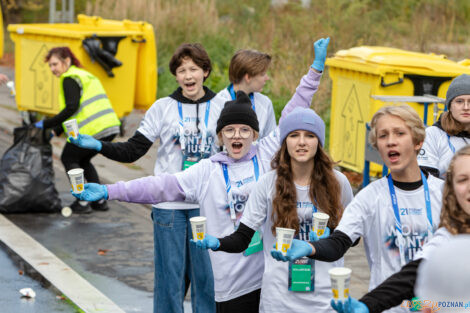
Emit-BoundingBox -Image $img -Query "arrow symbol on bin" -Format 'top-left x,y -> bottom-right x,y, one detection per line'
29,44 -> 54,109
341,85 -> 364,166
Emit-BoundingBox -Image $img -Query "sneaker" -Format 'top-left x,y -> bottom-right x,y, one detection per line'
91,200 -> 109,211
70,200 -> 92,214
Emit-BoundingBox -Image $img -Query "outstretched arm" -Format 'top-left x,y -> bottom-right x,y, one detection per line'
72,174 -> 186,204
69,130 -> 153,162
360,259 -> 421,313
280,37 -> 330,123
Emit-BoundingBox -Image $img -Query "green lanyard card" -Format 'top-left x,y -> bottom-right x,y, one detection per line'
244,230 -> 263,256
182,157 -> 198,170
288,257 -> 315,292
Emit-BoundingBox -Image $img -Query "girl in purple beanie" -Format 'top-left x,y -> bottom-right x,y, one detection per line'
197,106 -> 353,313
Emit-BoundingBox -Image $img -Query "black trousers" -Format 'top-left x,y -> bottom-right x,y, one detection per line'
61,134 -> 116,184
216,289 -> 261,313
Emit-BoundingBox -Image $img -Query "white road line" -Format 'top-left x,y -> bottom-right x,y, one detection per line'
0,214 -> 126,313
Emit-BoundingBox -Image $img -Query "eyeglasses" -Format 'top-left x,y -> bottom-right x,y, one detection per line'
451,98 -> 470,108
222,127 -> 252,139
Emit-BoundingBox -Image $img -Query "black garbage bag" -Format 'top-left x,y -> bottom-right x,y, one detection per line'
83,36 -> 124,77
0,126 -> 62,213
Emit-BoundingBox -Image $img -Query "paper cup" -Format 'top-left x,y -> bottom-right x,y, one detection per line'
63,119 -> 79,139
6,81 -> 15,96
328,267 -> 352,301
190,216 -> 206,241
68,168 -> 85,194
312,212 -> 329,236
275,227 -> 295,256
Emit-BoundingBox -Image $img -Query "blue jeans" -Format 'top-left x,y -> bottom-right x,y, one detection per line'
152,208 -> 215,313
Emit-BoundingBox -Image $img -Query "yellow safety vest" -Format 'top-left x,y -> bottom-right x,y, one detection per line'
59,65 -> 121,138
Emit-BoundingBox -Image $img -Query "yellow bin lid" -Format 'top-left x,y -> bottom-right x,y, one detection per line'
326,46 -> 470,77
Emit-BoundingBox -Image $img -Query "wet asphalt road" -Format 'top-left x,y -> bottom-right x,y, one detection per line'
0,129 -> 155,312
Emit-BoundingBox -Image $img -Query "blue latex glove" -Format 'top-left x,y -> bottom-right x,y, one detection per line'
270,243 -> 289,262
309,226 -> 331,242
331,297 -> 369,313
191,234 -> 220,250
34,120 -> 44,129
69,133 -> 102,151
311,37 -> 330,72
285,239 -> 313,261
71,183 -> 108,201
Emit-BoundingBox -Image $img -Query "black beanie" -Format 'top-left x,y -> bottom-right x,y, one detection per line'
216,91 -> 259,133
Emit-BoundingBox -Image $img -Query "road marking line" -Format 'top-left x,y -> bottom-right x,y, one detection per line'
0,214 -> 126,313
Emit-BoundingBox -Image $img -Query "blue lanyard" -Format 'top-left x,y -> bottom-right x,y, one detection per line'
177,101 -> 211,129
387,171 -> 433,264
177,101 -> 211,154
447,134 -> 468,154
228,84 -> 255,112
221,155 -> 259,227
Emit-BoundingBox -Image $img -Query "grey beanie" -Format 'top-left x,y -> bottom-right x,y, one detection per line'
279,107 -> 325,146
446,74 -> 470,107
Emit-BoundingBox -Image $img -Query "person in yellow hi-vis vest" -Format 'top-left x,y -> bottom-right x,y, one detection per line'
34,47 -> 120,214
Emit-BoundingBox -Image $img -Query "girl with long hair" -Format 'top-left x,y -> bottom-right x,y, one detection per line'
71,38 -> 331,313
331,144 -> 470,313
418,74 -> 470,178
277,105 -> 445,313
195,106 -> 353,312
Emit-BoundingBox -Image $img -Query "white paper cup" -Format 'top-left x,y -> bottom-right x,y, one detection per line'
190,216 -> 207,241
328,267 -> 352,301
312,212 -> 330,236
275,227 -> 295,256
68,168 -> 85,194
6,81 -> 15,96
63,119 -> 79,139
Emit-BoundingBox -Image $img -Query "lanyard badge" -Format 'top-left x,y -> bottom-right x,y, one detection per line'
178,101 -> 211,169
221,156 -> 259,229
221,156 -> 263,257
287,202 -> 318,292
387,171 -> 433,266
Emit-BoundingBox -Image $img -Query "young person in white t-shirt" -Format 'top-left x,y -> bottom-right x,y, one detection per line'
70,37 -> 331,313
69,43 -> 226,313
217,49 -> 276,139
276,105 -> 444,313
195,104 -> 355,313
418,74 -> 470,178
330,144 -> 470,313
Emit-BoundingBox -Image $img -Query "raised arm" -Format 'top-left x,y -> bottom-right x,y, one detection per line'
279,37 -> 330,123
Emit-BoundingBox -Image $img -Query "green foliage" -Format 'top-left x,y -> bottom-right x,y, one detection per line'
6,0 -> 470,145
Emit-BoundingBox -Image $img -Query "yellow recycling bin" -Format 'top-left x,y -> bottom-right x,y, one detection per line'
326,46 -> 470,174
7,14 -> 157,119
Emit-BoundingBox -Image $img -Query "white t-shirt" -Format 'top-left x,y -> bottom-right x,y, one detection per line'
336,175 -> 444,313
418,126 -> 470,178
415,227 -> 452,260
218,87 -> 277,139
137,94 -> 225,209
174,131 -> 280,302
240,170 -> 354,313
